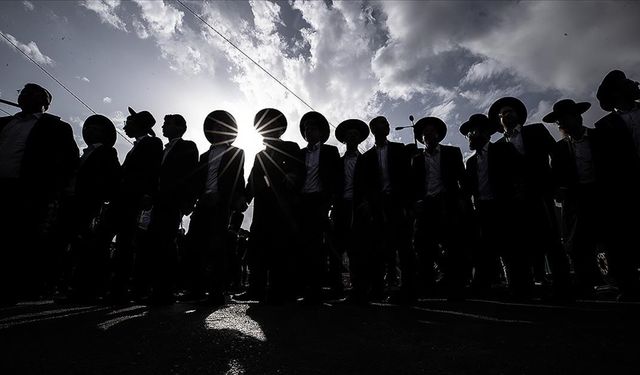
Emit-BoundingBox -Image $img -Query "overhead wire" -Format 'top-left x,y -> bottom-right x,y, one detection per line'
175,0 -> 337,129
0,30 -> 134,145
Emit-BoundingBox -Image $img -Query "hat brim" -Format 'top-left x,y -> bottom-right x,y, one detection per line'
414,117 -> 447,144
460,115 -> 500,136
336,119 -> 369,144
488,97 -> 528,133
542,102 -> 591,123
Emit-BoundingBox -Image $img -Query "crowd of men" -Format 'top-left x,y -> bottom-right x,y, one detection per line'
0,69 -> 639,307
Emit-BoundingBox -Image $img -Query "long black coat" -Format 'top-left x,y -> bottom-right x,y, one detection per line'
495,123 -> 555,198
119,136 -> 163,202
192,144 -> 246,212
409,144 -> 466,202
464,141 -> 521,203
247,140 -> 304,232
358,141 -> 410,204
299,143 -> 341,201
74,145 -> 121,224
159,139 -> 199,208
0,113 -> 79,200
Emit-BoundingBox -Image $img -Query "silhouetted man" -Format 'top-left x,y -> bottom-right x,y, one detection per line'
360,116 -> 413,302
297,111 -> 341,303
147,114 -> 198,304
595,71 -> 640,300
0,83 -> 79,304
186,110 -> 245,306
332,119 -> 370,303
66,114 -> 121,302
109,107 -> 162,304
460,114 -> 515,296
242,108 -> 304,304
410,117 -> 470,300
544,100 -> 606,298
489,97 -> 570,300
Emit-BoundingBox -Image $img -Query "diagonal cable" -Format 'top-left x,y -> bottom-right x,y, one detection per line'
0,30 -> 133,145
175,0 -> 336,129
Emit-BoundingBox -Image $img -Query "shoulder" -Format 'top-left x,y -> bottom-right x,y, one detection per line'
441,144 -> 460,152
228,145 -> 244,156
388,141 -> 404,150
0,116 -> 14,127
40,113 -> 72,131
524,123 -> 551,136
322,144 -> 340,155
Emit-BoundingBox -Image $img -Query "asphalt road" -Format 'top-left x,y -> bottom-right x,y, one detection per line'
1,298 -> 639,374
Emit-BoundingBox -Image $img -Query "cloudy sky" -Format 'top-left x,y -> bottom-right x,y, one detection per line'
2,0 -> 640,165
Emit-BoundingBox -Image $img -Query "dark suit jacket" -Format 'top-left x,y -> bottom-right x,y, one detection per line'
159,138 -> 199,207
0,113 -> 79,200
410,144 -> 466,202
193,145 -> 246,211
247,140 -> 304,232
358,141 -> 410,203
550,128 -> 606,193
300,143 -> 341,201
75,145 -> 121,216
594,112 -> 640,196
119,136 -> 163,202
464,141 -> 520,203
496,123 -> 555,198
337,152 -> 365,205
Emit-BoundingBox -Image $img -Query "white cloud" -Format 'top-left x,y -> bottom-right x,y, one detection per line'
80,0 -> 127,31
132,19 -> 149,39
461,59 -> 506,85
427,100 -> 457,124
132,0 -> 183,37
0,31 -> 55,66
76,76 -> 90,83
22,1 -> 34,11
103,96 -> 112,104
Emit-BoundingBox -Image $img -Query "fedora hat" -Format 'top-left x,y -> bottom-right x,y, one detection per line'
254,108 -> 287,139
335,119 -> 369,144
542,99 -> 591,123
413,116 -> 447,144
300,111 -> 330,143
488,97 -> 528,132
204,110 -> 238,145
126,107 -> 156,136
459,113 -> 499,136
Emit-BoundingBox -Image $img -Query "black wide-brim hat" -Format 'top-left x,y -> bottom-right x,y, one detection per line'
254,108 -> 287,138
488,97 -> 528,132
127,107 -> 156,129
300,111 -> 330,143
414,116 -> 447,144
459,113 -> 499,136
83,114 -> 117,147
542,99 -> 591,123
335,119 -> 369,144
597,69 -> 627,112
204,110 -> 238,144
